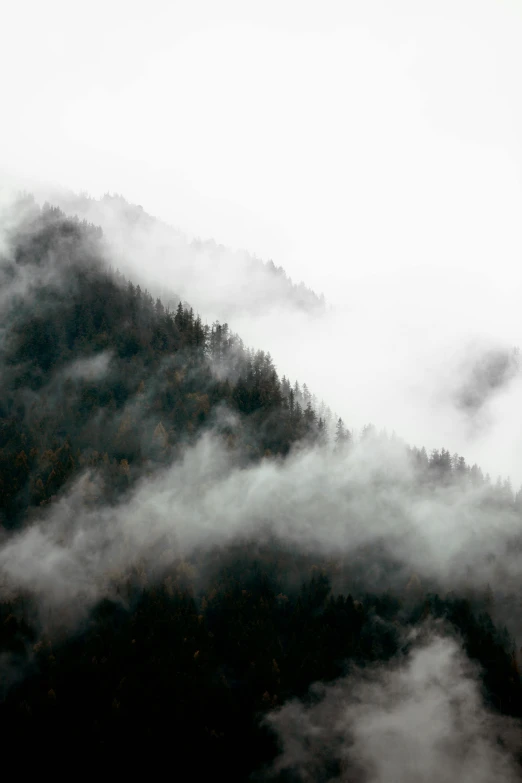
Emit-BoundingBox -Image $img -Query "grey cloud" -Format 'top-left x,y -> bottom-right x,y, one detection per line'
7,184 -> 522,485
60,352 -> 113,381
1,432 -> 522,632
264,630 -> 521,782
436,342 -> 521,424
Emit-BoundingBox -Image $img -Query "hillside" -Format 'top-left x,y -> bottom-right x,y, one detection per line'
0,199 -> 328,531
1,197 -> 522,779
42,190 -> 327,320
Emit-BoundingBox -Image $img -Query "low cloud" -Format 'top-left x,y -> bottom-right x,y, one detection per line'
4,186 -> 522,486
60,352 -> 112,382
264,630 -> 521,782
1,432 -> 522,634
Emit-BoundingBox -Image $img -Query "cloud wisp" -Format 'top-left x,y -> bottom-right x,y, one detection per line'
264,629 -> 521,782
1,432 -> 522,631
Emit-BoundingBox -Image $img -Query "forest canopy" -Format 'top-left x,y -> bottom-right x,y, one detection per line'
1,198 -> 522,780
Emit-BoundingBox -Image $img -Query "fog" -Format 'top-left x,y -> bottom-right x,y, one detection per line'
265,629 -> 521,781
13,184 -> 522,486
3,1 -> 522,481
2,431 -> 522,627
3,0 -> 522,776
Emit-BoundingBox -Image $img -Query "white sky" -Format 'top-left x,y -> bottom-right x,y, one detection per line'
3,0 -> 522,480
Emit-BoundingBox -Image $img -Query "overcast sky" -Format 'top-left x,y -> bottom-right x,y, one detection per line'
3,0 -> 522,480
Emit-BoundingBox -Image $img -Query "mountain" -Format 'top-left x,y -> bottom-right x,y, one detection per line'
40,189 -> 327,321
1,195 -> 522,779
0,199 -> 330,531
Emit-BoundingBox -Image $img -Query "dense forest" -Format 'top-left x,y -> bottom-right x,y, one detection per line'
1,199 -> 522,779
0,200 -> 331,532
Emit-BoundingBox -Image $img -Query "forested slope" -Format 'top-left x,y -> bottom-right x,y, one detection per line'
0,201 -> 327,530
1,199 -> 522,779
44,190 -> 327,318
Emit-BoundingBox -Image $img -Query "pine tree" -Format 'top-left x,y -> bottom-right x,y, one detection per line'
335,417 -> 350,447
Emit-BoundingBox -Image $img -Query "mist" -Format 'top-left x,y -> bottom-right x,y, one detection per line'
2,431 -> 522,629
3,3 -> 522,483
13,184 -> 521,487
265,629 -> 521,782
3,1 -> 522,777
